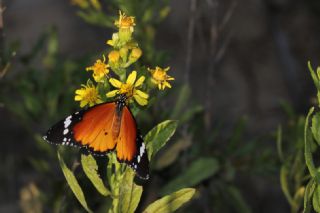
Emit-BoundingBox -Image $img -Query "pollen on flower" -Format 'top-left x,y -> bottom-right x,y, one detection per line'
106,71 -> 149,106
148,66 -> 175,90
75,82 -> 103,107
115,11 -> 136,31
86,56 -> 109,82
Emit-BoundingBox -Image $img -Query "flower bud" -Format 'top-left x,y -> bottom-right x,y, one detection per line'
108,50 -> 120,63
128,48 -> 142,64
119,47 -> 129,61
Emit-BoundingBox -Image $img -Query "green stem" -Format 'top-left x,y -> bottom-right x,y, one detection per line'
304,107 -> 320,183
109,152 -> 125,213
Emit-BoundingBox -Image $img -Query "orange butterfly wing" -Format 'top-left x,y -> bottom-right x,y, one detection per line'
116,106 -> 149,178
73,103 -> 117,153
116,106 -> 137,161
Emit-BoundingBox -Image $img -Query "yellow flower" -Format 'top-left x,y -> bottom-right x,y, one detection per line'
106,71 -> 148,106
86,56 -> 109,82
148,66 -> 174,90
75,82 -> 103,107
115,11 -> 135,42
114,11 -> 135,32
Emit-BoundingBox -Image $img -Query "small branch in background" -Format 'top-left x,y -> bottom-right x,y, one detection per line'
219,0 -> 237,32
204,0 -> 218,129
0,0 -> 5,64
184,0 -> 197,85
0,0 -> 7,79
204,0 -> 236,129
264,1 -> 301,110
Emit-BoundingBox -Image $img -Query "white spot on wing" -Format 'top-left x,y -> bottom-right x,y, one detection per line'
63,129 -> 69,135
64,116 -> 72,128
139,143 -> 145,156
63,138 -> 67,142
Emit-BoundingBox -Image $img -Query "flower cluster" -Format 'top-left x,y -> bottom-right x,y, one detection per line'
75,11 -> 174,108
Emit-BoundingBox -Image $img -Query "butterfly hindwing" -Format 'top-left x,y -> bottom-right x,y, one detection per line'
117,106 -> 149,179
129,131 -> 149,179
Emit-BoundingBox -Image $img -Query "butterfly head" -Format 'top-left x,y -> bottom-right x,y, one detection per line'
115,94 -> 128,109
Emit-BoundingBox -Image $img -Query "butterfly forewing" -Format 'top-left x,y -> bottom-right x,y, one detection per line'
43,110 -> 85,148
73,103 -> 117,154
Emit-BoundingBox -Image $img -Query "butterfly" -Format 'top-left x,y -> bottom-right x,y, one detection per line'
43,94 -> 149,179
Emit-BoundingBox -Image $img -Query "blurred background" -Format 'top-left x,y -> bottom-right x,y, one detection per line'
1,0 -> 320,212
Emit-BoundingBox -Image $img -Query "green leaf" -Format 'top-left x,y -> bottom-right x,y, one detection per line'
159,6 -> 171,20
304,179 -> 316,213
179,105 -> 203,124
280,165 -> 293,205
155,138 -> 192,170
119,169 -> 143,213
143,188 -> 195,213
308,61 -> 320,91
161,158 -> 219,195
57,152 -> 92,213
313,184 -> 320,212
292,187 -> 305,213
145,120 -> 178,160
171,85 -> 190,119
81,154 -> 111,196
277,125 -> 284,162
304,107 -> 320,182
311,112 -> 320,146
225,186 -> 251,213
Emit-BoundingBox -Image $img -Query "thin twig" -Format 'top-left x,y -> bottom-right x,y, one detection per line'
0,0 -> 5,75
184,0 -> 197,85
204,0 -> 219,129
219,0 -> 237,32
0,0 -> 4,65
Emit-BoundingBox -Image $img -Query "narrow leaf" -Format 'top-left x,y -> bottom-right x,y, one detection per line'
277,125 -> 284,162
226,186 -> 251,213
304,179 -> 316,213
57,152 -> 92,213
145,120 -> 178,160
280,165 -> 293,205
143,188 -> 195,213
81,154 -> 111,196
155,138 -> 191,170
313,185 -> 320,213
311,113 -> 320,146
171,85 -> 190,119
308,61 -> 320,91
119,169 -> 143,213
161,158 -> 219,195
304,107 -> 320,182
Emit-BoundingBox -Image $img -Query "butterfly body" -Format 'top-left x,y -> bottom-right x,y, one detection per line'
43,94 -> 149,179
